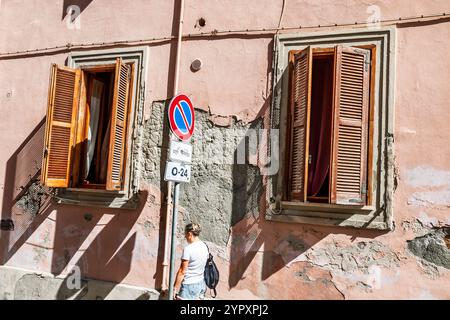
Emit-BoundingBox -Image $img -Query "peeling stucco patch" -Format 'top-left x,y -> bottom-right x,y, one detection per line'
273,236 -> 309,267
138,220 -> 157,238
406,166 -> 450,188
408,189 -> 450,209
305,241 -> 401,274
402,215 -> 449,238
280,240 -> 403,294
417,212 -> 440,228
402,219 -> 431,237
208,114 -> 234,127
305,242 -> 402,294
406,166 -> 450,210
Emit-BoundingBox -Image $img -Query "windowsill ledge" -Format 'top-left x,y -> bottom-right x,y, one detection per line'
55,188 -> 139,209
66,187 -> 126,195
265,201 -> 390,231
281,201 -> 375,214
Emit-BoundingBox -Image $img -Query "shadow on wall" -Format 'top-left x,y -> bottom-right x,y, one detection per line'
227,39 -> 389,297
228,121 -> 389,295
62,0 -> 94,20
0,118 -> 50,265
154,100 -> 172,298
0,114 -> 150,299
54,192 -> 147,300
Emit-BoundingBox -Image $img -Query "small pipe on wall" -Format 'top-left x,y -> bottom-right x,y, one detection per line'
161,0 -> 185,294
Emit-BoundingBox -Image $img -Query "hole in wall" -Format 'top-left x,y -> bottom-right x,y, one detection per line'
0,219 -> 14,231
197,17 -> 206,28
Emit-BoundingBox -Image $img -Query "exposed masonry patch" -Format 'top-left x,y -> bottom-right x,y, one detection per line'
407,227 -> 450,270
402,219 -> 431,237
15,180 -> 48,216
141,101 -> 263,246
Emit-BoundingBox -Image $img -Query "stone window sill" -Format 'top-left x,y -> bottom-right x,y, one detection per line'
55,188 -> 139,209
265,201 -> 390,231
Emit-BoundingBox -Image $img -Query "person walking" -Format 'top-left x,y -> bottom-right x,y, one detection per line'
174,223 -> 209,300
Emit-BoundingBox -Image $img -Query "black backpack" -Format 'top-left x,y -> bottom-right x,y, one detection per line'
204,244 -> 219,298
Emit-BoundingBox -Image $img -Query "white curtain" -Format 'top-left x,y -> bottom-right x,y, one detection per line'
84,79 -> 103,180
99,117 -> 111,183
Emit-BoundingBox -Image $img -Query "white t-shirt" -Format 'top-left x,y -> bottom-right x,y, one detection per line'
181,240 -> 209,285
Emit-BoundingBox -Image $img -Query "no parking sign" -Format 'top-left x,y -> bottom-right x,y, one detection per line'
168,94 -> 195,141
165,94 -> 196,300
165,93 -> 195,183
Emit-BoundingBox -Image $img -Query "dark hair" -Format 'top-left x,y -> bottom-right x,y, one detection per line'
185,223 -> 201,236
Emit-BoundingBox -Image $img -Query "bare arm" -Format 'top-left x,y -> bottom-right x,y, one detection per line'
174,259 -> 189,298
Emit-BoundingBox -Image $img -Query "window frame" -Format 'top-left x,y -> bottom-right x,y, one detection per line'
284,45 -> 375,205
53,47 -> 148,209
266,27 -> 396,230
68,61 -> 133,191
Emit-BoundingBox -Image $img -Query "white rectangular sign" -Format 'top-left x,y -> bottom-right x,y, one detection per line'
169,140 -> 193,163
164,161 -> 191,183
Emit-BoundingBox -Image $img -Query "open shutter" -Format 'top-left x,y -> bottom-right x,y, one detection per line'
330,46 -> 370,205
288,47 -> 312,201
106,58 -> 131,191
41,64 -> 80,188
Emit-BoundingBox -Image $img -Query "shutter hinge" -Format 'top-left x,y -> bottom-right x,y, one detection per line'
364,56 -> 370,72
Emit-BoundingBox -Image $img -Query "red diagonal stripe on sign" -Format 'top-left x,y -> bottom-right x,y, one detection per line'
176,102 -> 191,133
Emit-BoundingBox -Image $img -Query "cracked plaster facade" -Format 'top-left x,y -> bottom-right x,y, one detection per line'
0,0 -> 449,300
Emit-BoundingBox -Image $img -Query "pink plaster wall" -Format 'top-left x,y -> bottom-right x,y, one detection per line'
0,0 -> 449,299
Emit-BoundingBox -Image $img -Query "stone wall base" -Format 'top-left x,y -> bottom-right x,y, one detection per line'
0,266 -> 160,300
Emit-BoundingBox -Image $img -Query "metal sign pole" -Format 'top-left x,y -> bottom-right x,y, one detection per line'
168,182 -> 180,300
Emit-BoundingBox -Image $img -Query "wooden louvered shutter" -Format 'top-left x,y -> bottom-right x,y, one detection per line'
41,64 -> 80,188
106,58 -> 131,191
330,46 -> 370,205
288,47 -> 312,201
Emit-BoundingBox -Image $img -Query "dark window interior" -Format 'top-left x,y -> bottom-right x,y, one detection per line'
78,70 -> 115,188
307,53 -> 334,202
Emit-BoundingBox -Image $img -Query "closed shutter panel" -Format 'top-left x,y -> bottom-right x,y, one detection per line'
41,64 -> 81,188
330,46 -> 370,205
106,58 -> 131,191
288,47 -> 312,201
